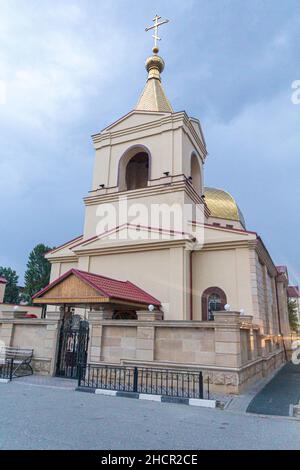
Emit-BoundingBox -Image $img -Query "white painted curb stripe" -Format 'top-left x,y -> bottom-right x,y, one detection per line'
93,388 -> 217,409
139,394 -> 162,402
0,379 -> 10,384
189,398 -> 216,408
95,389 -> 117,396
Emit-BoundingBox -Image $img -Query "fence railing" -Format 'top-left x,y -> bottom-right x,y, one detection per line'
78,364 -> 204,399
0,358 -> 14,381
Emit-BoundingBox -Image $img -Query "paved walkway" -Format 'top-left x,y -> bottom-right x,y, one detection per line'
15,375 -> 77,390
1,378 -> 300,449
247,362 -> 300,416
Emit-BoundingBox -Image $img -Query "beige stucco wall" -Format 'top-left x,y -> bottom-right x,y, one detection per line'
0,284 -> 6,303
88,246 -> 189,320
91,112 -> 205,192
249,249 -> 281,334
192,247 -> 254,320
83,186 -> 202,240
49,261 -> 77,282
92,126 -> 183,189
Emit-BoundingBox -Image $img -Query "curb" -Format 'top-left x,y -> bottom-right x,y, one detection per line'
76,387 -> 217,408
0,379 -> 10,384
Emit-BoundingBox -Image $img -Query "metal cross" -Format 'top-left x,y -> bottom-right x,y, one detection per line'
145,14 -> 169,50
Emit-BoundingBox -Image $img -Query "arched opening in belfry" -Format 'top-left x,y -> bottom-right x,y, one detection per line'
126,152 -> 149,190
190,153 -> 202,195
118,147 -> 150,191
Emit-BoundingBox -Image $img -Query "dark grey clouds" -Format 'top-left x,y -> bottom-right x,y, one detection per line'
0,0 -> 299,283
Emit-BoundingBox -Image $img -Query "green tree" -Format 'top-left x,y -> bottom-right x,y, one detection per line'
24,244 -> 53,303
0,267 -> 19,304
288,298 -> 299,333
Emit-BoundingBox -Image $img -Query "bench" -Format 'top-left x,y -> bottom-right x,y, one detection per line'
0,347 -> 34,378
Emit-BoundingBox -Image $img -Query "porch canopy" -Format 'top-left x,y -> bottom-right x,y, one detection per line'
32,268 -> 161,311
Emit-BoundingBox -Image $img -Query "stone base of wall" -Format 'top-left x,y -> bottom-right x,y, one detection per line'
118,350 -> 285,394
238,350 -> 285,393
85,312 -> 286,395
32,358 -> 52,375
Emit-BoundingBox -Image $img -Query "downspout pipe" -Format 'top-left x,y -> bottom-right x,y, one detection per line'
190,249 -> 194,321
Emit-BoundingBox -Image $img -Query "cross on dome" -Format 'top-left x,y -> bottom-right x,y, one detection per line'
145,14 -> 169,54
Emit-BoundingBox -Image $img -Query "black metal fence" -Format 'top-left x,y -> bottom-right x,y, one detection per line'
78,364 -> 204,399
0,358 -> 14,381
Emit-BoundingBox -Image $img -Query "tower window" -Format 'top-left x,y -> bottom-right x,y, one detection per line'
125,152 -> 149,190
118,148 -> 150,192
190,153 -> 202,195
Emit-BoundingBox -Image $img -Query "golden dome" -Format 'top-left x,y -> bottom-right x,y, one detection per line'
204,187 -> 246,228
145,55 -> 165,75
135,53 -> 173,113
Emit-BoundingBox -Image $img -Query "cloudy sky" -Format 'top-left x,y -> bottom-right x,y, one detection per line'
0,0 -> 299,285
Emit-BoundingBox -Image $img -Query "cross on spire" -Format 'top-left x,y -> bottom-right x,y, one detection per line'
145,14 -> 169,53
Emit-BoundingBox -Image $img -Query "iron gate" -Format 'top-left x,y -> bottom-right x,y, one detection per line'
56,315 -> 89,379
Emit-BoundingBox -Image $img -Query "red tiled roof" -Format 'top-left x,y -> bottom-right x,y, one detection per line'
287,286 -> 300,298
0,277 -> 7,284
33,269 -> 161,307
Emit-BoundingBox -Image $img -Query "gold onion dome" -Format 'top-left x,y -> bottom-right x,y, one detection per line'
145,54 -> 165,77
204,187 -> 246,228
136,15 -> 173,113
135,49 -> 173,113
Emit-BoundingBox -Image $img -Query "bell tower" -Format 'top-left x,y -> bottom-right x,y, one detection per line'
83,16 -> 208,240
47,17 -> 210,321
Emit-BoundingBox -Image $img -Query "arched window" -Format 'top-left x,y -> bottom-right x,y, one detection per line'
201,287 -> 227,321
118,146 -> 150,191
190,153 -> 202,195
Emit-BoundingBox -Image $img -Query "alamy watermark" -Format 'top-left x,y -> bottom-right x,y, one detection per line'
95,196 -> 205,247
291,340 -> 300,364
291,80 -> 300,105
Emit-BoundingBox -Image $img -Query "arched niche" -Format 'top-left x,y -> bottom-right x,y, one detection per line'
201,286 -> 227,321
118,146 -> 150,191
190,153 -> 202,195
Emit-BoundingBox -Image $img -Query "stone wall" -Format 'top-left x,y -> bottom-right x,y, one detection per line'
0,309 -> 285,393
87,311 -> 285,393
0,313 -> 62,375
155,326 -> 215,365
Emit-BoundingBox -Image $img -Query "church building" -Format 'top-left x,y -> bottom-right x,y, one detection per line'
31,17 -> 291,393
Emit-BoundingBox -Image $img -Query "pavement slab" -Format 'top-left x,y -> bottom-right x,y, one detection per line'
247,362 -> 300,416
0,377 -> 300,449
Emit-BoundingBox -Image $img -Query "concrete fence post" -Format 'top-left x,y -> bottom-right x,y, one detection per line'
214,311 -> 242,368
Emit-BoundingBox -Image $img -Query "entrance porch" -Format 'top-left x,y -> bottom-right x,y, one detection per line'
31,268 -> 162,378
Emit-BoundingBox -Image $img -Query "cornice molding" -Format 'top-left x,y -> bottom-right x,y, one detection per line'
200,240 -> 254,252
92,111 -> 207,158
73,238 -> 191,257
46,255 -> 78,263
84,178 -> 207,211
